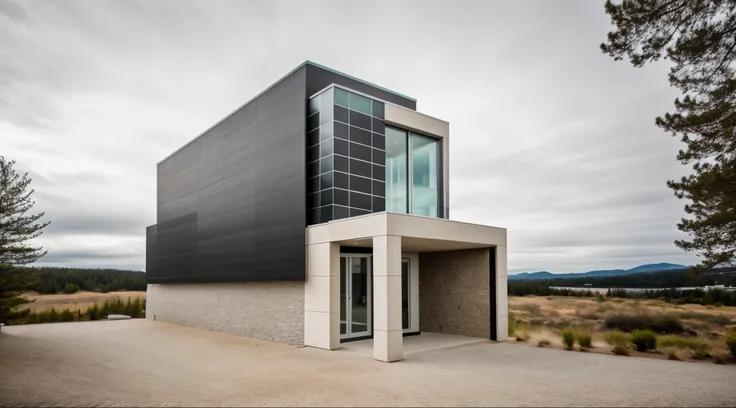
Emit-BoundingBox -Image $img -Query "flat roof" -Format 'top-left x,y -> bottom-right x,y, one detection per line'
158,60 -> 416,164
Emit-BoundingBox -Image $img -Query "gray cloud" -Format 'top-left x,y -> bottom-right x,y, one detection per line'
1,0 -> 698,273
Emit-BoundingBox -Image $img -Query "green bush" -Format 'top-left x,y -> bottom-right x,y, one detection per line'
508,315 -> 518,337
562,329 -> 575,350
61,283 -> 79,294
658,335 -> 711,358
631,330 -> 657,352
604,331 -> 633,355
604,313 -> 684,334
86,304 -> 100,321
723,329 -> 736,356
59,309 -> 75,322
576,331 -> 593,349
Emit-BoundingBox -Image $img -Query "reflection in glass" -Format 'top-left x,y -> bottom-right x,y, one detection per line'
350,257 -> 369,334
385,126 -> 407,213
340,258 -> 347,335
335,87 -> 349,107
349,92 -> 372,116
410,133 -> 438,217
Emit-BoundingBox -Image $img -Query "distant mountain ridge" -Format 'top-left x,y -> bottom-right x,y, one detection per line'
509,263 -> 688,280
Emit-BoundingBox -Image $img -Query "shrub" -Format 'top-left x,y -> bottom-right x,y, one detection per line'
508,315 -> 518,337
61,283 -> 79,294
59,309 -> 75,322
520,303 -> 541,315
658,335 -> 711,358
723,329 -> 736,356
577,310 -> 601,321
537,339 -> 551,347
662,347 -> 680,360
631,330 -> 657,352
712,353 -> 727,364
562,329 -> 575,350
604,313 -> 684,334
87,304 -> 100,321
679,312 -> 731,326
595,294 -> 606,303
515,323 -> 531,342
604,331 -> 633,355
576,331 -> 593,349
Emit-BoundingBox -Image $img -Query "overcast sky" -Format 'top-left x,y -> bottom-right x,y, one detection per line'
0,0 -> 698,273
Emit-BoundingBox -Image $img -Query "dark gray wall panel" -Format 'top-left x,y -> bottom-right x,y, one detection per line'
305,64 -> 416,110
148,66 -> 307,283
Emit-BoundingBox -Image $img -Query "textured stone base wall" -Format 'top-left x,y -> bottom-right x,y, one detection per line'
146,282 -> 304,345
418,249 -> 491,338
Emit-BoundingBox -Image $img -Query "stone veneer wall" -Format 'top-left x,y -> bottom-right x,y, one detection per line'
418,248 -> 491,338
146,282 -> 304,346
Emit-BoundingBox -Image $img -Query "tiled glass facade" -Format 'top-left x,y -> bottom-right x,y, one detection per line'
307,86 -> 387,225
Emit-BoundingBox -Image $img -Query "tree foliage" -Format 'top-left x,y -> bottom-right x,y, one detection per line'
30,267 -> 146,294
601,0 -> 736,270
0,156 -> 49,321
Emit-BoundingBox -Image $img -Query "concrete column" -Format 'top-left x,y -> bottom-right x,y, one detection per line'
372,235 -> 403,362
304,242 -> 340,350
495,245 -> 509,341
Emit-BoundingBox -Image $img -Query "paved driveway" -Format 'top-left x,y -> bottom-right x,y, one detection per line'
1,320 -> 734,407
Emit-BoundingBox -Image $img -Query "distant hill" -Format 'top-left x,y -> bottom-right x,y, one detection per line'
509,263 -> 688,280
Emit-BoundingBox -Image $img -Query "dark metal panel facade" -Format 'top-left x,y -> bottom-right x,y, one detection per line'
148,66 -> 307,283
305,64 -> 416,110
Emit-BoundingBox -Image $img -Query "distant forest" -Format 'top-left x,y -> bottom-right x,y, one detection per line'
509,267 -> 736,306
23,267 -> 146,294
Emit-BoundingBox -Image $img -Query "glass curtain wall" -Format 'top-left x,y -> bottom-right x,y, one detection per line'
410,133 -> 439,217
385,126 -> 440,218
385,127 -> 408,213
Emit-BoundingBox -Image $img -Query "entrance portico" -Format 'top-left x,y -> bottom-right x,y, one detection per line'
304,212 -> 508,362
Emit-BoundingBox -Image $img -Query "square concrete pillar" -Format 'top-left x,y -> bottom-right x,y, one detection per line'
495,245 -> 509,341
372,235 -> 403,362
304,242 -> 340,350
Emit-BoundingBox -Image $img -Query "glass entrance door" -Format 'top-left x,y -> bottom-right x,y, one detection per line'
340,255 -> 372,339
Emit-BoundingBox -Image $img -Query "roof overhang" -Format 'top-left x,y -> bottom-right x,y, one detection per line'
306,212 -> 506,252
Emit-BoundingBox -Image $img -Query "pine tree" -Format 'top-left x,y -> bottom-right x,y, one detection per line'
0,156 -> 50,322
601,0 -> 736,271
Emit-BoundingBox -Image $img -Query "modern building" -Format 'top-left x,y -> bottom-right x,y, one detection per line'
145,61 -> 508,362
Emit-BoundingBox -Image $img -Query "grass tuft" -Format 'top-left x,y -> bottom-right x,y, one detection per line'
604,331 -> 633,356
576,330 -> 593,349
562,329 -> 575,350
657,335 -> 711,358
724,329 -> 736,357
631,330 -> 657,352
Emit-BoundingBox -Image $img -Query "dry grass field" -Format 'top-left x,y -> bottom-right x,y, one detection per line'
509,295 -> 736,361
18,291 -> 147,313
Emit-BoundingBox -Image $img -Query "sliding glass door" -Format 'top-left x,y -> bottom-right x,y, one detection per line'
340,255 -> 372,339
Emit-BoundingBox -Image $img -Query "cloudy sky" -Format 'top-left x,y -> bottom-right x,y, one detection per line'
0,0 -> 698,274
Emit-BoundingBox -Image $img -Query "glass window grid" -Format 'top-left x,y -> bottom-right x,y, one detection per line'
307,86 -> 391,223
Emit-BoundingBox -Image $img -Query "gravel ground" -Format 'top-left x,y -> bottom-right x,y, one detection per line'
1,319 -> 735,407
